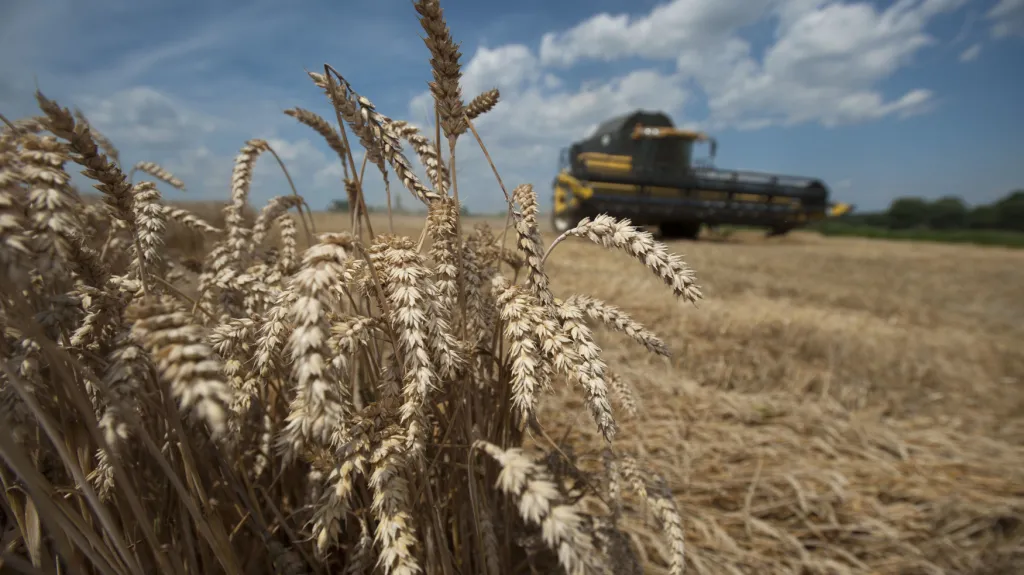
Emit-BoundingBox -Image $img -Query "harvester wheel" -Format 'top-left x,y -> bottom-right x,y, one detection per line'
659,221 -> 701,240
765,226 -> 792,238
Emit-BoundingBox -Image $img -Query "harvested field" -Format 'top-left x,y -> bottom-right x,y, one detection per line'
318,212 -> 1024,438
305,211 -> 1024,573
536,228 -> 1024,574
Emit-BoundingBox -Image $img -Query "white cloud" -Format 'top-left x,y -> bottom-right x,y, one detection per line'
395,0 -> 974,211
59,85 -> 356,210
312,162 -> 345,190
462,0 -> 965,135
79,87 -> 218,149
465,69 -> 688,143
988,0 -> 1024,37
674,0 -> 961,127
262,138 -> 322,164
461,44 -> 541,97
258,137 -> 333,184
538,0 -> 773,66
0,0 -> 363,208
959,42 -> 983,61
407,43 -> 543,126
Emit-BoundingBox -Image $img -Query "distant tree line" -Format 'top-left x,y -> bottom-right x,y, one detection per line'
836,190 -> 1024,233
327,199 -> 350,212
327,198 -> 472,216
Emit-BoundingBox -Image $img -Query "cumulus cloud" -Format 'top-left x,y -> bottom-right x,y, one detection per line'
534,0 -> 963,128
537,0 -> 772,67
988,0 -> 1024,37
438,69 -> 687,144
461,45 -> 541,97
0,0 -> 410,211
60,85 -> 352,210
959,43 -> 983,61
78,87 -> 218,150
398,0 -> 967,211
427,0 -> 967,139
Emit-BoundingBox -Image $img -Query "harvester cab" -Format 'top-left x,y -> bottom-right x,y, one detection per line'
629,123 -> 718,173
551,109 -> 845,239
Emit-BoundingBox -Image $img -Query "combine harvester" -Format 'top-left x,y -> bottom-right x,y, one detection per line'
551,110 -> 851,239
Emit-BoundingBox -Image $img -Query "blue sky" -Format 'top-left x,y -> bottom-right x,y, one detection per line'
2,0 -> 1022,214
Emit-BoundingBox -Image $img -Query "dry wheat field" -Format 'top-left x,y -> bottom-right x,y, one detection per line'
1,1 -> 1023,574
329,210 -> 1024,573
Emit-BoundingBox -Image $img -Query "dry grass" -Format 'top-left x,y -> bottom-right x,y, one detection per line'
1,1 -> 1023,573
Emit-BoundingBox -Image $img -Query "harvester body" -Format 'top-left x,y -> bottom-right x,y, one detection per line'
552,110 -> 850,238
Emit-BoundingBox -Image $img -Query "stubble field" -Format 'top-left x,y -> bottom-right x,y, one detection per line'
309,210 -> 1024,573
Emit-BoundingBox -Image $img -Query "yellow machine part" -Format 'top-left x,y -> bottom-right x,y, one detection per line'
555,171 -> 657,215
553,171 -> 843,220
553,184 -> 576,215
577,152 -> 632,165
554,172 -> 590,216
576,152 -> 633,174
828,202 -> 852,217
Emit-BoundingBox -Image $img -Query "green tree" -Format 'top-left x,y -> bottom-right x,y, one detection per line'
967,205 -> 999,229
927,196 -> 968,230
855,212 -> 891,227
994,190 -> 1024,232
886,197 -> 931,229
328,199 -> 349,212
